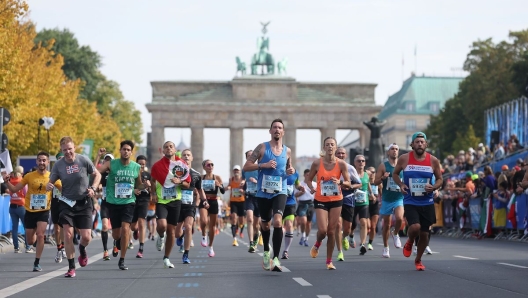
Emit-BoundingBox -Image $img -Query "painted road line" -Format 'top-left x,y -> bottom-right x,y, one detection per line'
293,277 -> 312,286
453,255 -> 478,260
0,250 -> 105,298
258,253 -> 263,256
498,263 -> 528,269
281,266 -> 291,272
317,295 -> 332,298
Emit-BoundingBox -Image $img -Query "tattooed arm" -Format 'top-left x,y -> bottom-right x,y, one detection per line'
243,143 -> 264,172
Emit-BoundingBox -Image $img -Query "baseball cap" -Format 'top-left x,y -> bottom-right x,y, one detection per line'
104,154 -> 115,160
233,165 -> 241,171
501,165 -> 509,171
411,132 -> 427,142
471,174 -> 479,181
514,166 -> 521,171
465,171 -> 473,178
517,158 -> 524,164
478,143 -> 484,147
55,152 -> 64,159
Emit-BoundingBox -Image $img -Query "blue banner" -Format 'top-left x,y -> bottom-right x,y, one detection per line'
485,97 -> 528,150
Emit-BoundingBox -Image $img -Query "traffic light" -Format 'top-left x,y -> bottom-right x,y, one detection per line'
0,108 -> 10,152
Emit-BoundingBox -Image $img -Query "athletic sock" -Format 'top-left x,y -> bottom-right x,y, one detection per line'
184,250 -> 189,255
239,224 -> 244,234
119,257 -> 124,263
253,233 -> 259,243
272,228 -> 283,259
101,231 -> 108,251
79,244 -> 86,256
368,239 -> 373,245
314,241 -> 322,248
139,243 -> 144,252
116,238 -> 121,250
262,229 -> 271,251
68,258 -> 75,269
326,258 -> 332,265
284,232 -> 293,252
302,232 -> 306,238
34,258 -> 40,266
231,225 -> 237,238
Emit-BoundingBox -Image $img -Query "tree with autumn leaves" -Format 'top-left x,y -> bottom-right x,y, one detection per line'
1,0 -> 141,161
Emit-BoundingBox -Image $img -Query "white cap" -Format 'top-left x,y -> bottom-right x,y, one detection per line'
104,154 -> 115,160
468,147 -> 475,152
478,143 -> 484,147
233,165 -> 241,171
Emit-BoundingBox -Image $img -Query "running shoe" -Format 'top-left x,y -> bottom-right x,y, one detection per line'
33,264 -> 42,272
78,247 -> 88,267
425,246 -> 432,255
232,238 -> 239,247
176,237 -> 183,247
112,245 -> 119,257
262,251 -> 271,271
337,251 -> 344,261
392,233 -> 402,248
281,251 -> 289,260
310,245 -> 319,258
62,249 -> 67,258
136,251 -> 143,258
179,245 -> 184,253
342,238 -> 349,251
151,235 -> 155,241
201,237 -> 207,247
118,260 -> 128,270
349,236 -> 356,249
55,250 -> 63,263
303,240 -> 309,247
382,247 -> 390,258
64,268 -> 76,278
413,246 -> 418,255
415,260 -> 425,271
299,237 -> 305,246
190,240 -> 194,247
240,232 -> 244,239
127,241 -> 134,249
327,262 -> 336,270
248,242 -> 256,253
402,240 -> 412,258
133,230 -> 138,240
103,250 -> 110,261
25,247 -> 35,253
359,244 -> 367,255
208,247 -> 215,257
258,233 -> 263,246
367,243 -> 373,251
163,258 -> 174,268
157,236 -> 165,251
182,254 -> 191,264
271,257 -> 282,272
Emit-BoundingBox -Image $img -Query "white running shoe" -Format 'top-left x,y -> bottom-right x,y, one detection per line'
163,258 -> 174,268
425,246 -> 432,255
61,249 -> 66,258
208,247 -> 215,257
382,247 -> 390,258
157,236 -> 165,251
392,234 -> 402,248
201,237 -> 207,247
55,250 -> 63,263
190,240 -> 194,247
412,246 -> 417,255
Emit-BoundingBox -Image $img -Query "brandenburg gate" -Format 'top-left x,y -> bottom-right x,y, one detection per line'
146,24 -> 381,170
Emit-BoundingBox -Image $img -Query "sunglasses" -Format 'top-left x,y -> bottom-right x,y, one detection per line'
356,160 -> 366,163
206,163 -> 214,167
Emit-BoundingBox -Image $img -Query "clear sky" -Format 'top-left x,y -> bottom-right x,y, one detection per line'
26,0 -> 526,179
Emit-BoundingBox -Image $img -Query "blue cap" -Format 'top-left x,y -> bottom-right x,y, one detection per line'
411,132 -> 427,142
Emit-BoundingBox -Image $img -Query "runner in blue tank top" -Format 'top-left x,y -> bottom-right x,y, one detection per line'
243,119 -> 295,273
374,143 -> 404,258
242,150 -> 261,253
392,132 -> 443,271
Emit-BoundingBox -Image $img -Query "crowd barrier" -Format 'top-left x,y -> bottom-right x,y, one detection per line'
0,195 -> 26,235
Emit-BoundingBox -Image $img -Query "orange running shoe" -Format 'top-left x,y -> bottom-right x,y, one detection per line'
415,260 -> 425,271
402,240 -> 412,258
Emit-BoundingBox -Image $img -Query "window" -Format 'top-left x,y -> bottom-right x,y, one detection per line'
405,102 -> 415,111
405,119 -> 416,131
430,103 -> 439,113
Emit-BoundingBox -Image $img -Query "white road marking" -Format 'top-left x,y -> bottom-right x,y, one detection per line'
258,253 -> 263,256
0,251 -> 105,298
281,266 -> 291,272
498,262 -> 528,269
317,295 -> 332,298
293,277 -> 312,286
453,255 -> 478,260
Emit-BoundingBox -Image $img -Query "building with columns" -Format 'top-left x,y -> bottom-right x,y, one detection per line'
145,76 -> 381,170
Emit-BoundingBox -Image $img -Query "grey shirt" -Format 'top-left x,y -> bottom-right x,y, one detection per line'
50,154 -> 95,201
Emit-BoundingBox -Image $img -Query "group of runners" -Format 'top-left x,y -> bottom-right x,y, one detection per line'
10,117 -> 494,276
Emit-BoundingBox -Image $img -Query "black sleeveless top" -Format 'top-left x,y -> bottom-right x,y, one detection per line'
202,174 -> 220,196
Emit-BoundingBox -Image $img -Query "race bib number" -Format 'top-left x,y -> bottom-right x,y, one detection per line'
181,190 -> 193,204
370,184 -> 379,196
232,188 -> 242,197
287,185 -> 294,196
387,177 -> 401,192
53,188 -> 61,199
321,180 -> 339,196
115,183 -> 133,198
202,180 -> 215,192
409,178 -> 429,196
30,194 -> 47,210
246,181 -> 257,194
162,186 -> 176,199
354,190 -> 367,203
262,175 -> 282,194
59,196 -> 76,207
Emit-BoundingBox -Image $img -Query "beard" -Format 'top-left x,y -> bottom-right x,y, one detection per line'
414,148 -> 425,156
273,136 -> 280,141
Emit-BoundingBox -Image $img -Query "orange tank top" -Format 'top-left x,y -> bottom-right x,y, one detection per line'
229,178 -> 245,202
314,158 -> 343,202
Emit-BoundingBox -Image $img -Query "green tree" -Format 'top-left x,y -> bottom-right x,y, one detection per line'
451,125 -> 481,154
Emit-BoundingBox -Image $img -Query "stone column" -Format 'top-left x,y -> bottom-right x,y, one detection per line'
190,126 -> 204,171
284,126 -> 297,166
149,125 -> 165,167
230,127 -> 244,172
359,128 -> 368,150
320,127 -> 336,149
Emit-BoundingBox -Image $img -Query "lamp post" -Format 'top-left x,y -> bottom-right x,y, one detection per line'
38,117 -> 55,152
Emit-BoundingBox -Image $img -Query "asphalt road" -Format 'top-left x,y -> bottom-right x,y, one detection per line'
1,229 -> 527,298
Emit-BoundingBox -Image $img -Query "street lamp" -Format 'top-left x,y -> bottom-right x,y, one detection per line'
38,117 -> 55,152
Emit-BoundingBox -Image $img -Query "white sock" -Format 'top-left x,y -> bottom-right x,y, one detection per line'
302,232 -> 306,238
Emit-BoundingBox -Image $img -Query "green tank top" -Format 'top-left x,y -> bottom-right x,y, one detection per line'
381,161 -> 404,203
106,159 -> 140,205
355,172 -> 370,207
155,181 -> 183,204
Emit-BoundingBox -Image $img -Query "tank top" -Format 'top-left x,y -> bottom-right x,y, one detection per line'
353,172 -> 370,206
202,174 -> 219,200
243,170 -> 258,196
314,158 -> 343,202
9,177 -> 26,206
105,159 -> 140,205
256,142 -> 288,199
342,163 -> 356,207
403,152 -> 434,206
382,161 -> 404,203
286,172 -> 299,205
229,177 -> 245,202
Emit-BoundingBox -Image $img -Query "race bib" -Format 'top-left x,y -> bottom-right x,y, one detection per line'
115,183 -> 133,199
30,194 -> 47,210
162,186 -> 176,199
354,190 -> 367,203
321,180 -> 339,196
232,188 -> 242,197
262,175 -> 282,194
181,190 -> 193,204
52,188 -> 61,199
202,180 -> 215,192
387,177 -> 401,192
370,184 -> 379,196
287,185 -> 294,196
102,186 -> 107,200
409,178 -> 429,196
246,181 -> 257,194
59,196 -> 76,207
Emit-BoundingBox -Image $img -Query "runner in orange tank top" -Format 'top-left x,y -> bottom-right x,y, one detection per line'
304,137 -> 351,270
